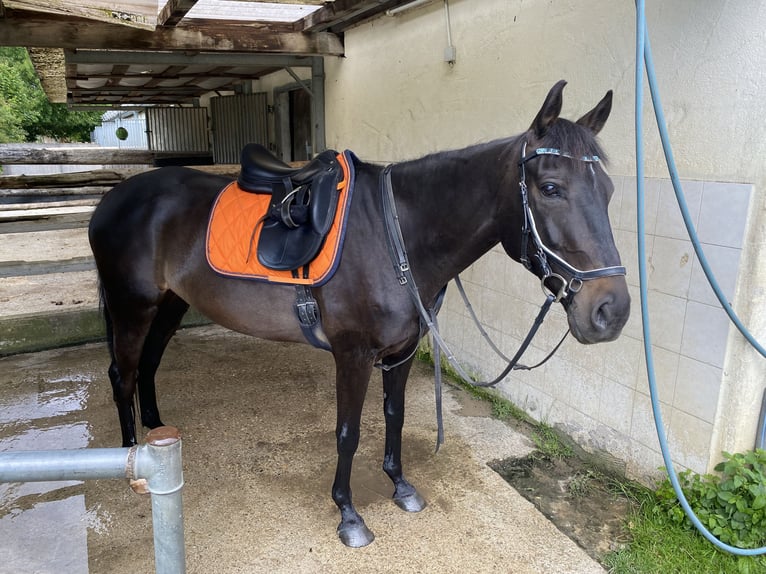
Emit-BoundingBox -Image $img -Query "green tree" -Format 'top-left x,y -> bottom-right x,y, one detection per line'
0,47 -> 101,143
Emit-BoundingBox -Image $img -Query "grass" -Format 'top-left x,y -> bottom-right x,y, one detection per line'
603,487 -> 766,574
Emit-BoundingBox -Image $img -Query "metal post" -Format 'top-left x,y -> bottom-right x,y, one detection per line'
135,427 -> 186,574
0,426 -> 186,574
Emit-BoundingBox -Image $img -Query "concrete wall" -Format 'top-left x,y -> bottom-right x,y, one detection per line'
250,0 -> 766,481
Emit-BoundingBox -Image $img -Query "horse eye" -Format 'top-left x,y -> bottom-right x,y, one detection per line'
539,183 -> 560,197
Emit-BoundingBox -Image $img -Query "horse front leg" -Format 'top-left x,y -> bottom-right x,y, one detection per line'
382,356 -> 427,512
332,349 -> 374,547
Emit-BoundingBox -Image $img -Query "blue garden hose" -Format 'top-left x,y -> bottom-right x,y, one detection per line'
636,0 -> 766,556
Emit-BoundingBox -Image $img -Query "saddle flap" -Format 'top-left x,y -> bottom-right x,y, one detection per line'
256,155 -> 344,271
257,222 -> 325,271
310,170 -> 342,235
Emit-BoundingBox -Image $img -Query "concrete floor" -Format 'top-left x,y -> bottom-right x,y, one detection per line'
0,326 -> 606,574
0,220 -> 604,573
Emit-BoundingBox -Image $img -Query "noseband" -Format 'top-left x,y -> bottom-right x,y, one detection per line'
518,142 -> 626,302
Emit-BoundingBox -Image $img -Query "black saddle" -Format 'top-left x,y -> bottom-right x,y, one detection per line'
237,144 -> 343,271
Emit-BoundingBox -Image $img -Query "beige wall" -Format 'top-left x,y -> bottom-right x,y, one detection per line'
313,0 -> 766,480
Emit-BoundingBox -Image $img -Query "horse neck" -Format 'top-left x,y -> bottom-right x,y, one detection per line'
389,137 -> 522,296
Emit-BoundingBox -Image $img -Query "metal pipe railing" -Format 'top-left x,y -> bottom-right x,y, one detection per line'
0,426 -> 185,574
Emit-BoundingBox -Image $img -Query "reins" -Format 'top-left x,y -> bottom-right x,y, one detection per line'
379,140 -> 626,450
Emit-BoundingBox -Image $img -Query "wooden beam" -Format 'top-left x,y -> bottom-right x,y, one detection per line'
226,0 -> 325,4
0,166 -> 241,192
299,0 -> 399,32
0,13 -> 344,55
0,146 -> 156,165
3,0 -> 157,30
27,48 -> 68,103
66,50 -> 315,67
158,0 -> 198,27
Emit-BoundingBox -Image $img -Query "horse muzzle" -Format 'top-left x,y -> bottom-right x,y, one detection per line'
564,275 -> 631,344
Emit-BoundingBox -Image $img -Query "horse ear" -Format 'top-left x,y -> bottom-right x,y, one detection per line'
576,90 -> 613,135
530,80 -> 567,138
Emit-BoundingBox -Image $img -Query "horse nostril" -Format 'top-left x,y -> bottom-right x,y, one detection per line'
592,297 -> 613,332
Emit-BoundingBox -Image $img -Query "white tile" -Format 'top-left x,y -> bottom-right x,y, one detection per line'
647,290 -> 686,353
631,391 -> 670,451
688,243 -> 742,306
627,440 -> 666,484
674,357 -> 721,423
697,182 -> 752,248
618,176 -> 660,235
567,365 -> 603,420
541,356 -> 573,406
680,301 -> 729,368
655,178 -> 703,240
599,379 -> 635,435
603,335 -> 642,388
613,229 -> 647,288
636,345 -> 679,402
620,284 -> 645,341
667,409 -> 714,475
649,236 -> 693,298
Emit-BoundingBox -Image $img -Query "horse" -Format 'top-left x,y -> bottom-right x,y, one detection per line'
88,80 -> 630,548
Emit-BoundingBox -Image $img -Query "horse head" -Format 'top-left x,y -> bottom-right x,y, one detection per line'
501,80 -> 630,344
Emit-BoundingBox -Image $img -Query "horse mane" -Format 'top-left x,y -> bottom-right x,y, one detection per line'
390,116 -> 607,177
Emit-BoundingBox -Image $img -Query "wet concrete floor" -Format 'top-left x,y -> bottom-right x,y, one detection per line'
0,325 -> 606,573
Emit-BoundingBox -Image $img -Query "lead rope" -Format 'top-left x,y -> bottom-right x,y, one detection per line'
453,275 -> 569,371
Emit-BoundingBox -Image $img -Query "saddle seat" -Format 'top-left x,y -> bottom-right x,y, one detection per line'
238,143 -> 339,190
236,143 -> 344,272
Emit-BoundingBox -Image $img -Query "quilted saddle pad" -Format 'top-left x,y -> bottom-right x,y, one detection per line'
206,150 -> 355,286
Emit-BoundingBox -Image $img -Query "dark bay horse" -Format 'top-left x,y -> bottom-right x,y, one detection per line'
88,80 -> 630,547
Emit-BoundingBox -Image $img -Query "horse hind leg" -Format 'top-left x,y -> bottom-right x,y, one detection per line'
135,292 -> 189,429
382,356 -> 426,513
102,290 -> 161,447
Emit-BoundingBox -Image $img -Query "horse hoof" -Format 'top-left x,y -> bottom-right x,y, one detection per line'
337,521 -> 375,548
394,491 -> 427,513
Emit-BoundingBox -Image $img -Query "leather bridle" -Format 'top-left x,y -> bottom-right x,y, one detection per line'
379,143 -> 627,448
518,141 -> 626,302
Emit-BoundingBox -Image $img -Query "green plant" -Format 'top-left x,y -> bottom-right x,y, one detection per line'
568,470 -> 596,499
605,482 -> 766,574
655,450 -> 766,549
531,422 -> 573,460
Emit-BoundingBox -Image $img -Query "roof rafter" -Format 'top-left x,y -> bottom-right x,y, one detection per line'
158,0 -> 199,27
2,0 -> 157,30
0,12 -> 344,55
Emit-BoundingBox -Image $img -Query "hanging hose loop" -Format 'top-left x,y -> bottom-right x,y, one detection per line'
636,0 -> 766,556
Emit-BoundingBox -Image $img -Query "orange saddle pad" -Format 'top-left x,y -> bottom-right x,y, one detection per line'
206,151 -> 355,286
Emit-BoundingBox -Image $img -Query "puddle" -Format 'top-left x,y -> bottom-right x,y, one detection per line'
491,453 -> 632,563
0,363 -> 98,574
